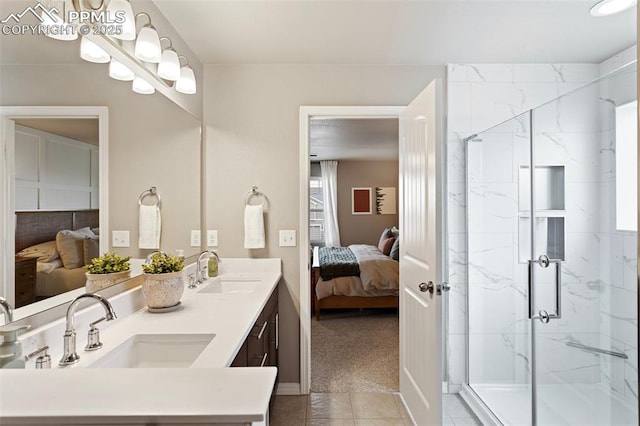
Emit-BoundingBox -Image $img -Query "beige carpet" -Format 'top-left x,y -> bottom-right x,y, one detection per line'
311,308 -> 399,393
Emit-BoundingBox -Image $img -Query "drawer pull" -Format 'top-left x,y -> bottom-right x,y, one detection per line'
252,321 -> 268,340
258,353 -> 267,367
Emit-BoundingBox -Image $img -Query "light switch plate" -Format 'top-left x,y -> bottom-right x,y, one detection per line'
190,230 -> 201,247
279,230 -> 296,247
207,230 -> 218,247
112,230 -> 130,247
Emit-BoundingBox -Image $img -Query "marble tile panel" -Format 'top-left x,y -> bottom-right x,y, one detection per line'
447,133 -> 467,184
535,332 -> 600,384
448,283 -> 467,335
448,232 -> 467,285
467,183 -> 519,234
565,183 -> 600,233
448,83 -> 472,132
622,234 -> 637,292
447,64 -> 469,82
447,333 -> 466,387
602,286 -> 637,348
448,181 -> 466,234
468,332 -> 520,384
512,64 -> 598,84
466,64 -> 514,83
624,346 -> 638,403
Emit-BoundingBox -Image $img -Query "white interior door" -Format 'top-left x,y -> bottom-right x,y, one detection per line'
398,79 -> 444,425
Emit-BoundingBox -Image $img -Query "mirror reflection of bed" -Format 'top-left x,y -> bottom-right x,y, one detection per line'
12,120 -> 99,308
14,210 -> 99,307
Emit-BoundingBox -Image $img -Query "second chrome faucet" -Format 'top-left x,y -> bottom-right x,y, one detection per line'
59,293 -> 117,367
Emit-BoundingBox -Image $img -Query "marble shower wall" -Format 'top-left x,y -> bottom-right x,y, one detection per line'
446,63 -> 600,391
447,51 -> 637,408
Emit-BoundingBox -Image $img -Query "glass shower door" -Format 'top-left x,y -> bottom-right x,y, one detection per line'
530,63 -> 638,426
466,112 -> 534,425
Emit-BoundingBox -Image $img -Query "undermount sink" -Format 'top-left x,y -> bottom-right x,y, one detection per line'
89,333 -> 215,368
198,279 -> 260,294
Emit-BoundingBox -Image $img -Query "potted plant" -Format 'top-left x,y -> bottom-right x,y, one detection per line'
141,252 -> 185,309
84,252 -> 131,293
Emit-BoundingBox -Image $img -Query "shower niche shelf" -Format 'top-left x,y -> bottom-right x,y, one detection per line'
518,165 -> 566,263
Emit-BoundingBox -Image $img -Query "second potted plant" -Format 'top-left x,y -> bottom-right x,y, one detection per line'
141,252 -> 185,309
85,252 -> 131,293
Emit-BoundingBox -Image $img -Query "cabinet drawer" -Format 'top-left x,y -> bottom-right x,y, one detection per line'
15,266 -> 35,282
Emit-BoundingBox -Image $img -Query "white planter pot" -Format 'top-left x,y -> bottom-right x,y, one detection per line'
86,270 -> 131,293
141,271 -> 184,309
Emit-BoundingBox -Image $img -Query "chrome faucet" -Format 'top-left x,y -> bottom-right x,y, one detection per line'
196,250 -> 218,285
0,297 -> 13,324
59,293 -> 116,366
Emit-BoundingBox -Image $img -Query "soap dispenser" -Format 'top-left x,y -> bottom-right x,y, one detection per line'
0,324 -> 31,369
208,251 -> 220,278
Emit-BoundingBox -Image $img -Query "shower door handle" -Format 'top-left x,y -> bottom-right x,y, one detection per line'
528,254 -> 562,322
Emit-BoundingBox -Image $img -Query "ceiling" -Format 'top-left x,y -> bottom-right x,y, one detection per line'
152,0 -> 636,65
15,118 -> 100,145
310,118 -> 399,161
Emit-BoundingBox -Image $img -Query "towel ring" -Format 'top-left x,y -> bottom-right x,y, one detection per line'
244,186 -> 269,212
139,187 -> 161,207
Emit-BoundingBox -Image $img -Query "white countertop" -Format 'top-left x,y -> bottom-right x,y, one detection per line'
0,259 -> 282,425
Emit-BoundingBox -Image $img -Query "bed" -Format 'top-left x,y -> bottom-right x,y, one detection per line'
15,210 -> 99,301
311,228 -> 400,320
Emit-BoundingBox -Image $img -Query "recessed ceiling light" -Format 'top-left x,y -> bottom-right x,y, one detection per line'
590,0 -> 637,16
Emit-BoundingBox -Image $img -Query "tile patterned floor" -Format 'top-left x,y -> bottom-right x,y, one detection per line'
269,393 -> 482,426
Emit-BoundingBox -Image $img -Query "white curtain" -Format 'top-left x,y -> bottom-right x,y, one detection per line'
320,160 -> 341,247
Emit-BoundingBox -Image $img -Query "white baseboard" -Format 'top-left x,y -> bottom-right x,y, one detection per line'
276,382 -> 301,395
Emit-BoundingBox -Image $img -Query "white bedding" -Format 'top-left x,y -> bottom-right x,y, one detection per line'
315,244 -> 399,300
35,262 -> 86,297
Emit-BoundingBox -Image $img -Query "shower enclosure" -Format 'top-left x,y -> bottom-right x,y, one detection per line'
464,62 -> 638,425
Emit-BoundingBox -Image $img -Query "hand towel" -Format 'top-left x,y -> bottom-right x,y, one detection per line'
139,204 -> 161,249
244,204 -> 265,249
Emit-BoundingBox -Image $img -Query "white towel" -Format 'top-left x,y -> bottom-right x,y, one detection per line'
244,204 -> 265,249
139,205 -> 161,249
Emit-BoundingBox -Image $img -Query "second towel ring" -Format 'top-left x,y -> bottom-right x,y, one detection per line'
139,187 -> 161,207
244,186 -> 269,212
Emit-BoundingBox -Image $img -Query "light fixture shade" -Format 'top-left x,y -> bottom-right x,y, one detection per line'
157,49 -> 181,81
107,0 -> 136,40
590,0 -> 637,16
80,37 -> 110,63
134,26 -> 161,63
132,76 -> 155,94
40,10 -> 77,41
176,66 -> 197,94
109,57 -> 135,81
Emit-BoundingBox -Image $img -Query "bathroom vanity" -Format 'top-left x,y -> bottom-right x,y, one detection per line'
0,258 -> 281,425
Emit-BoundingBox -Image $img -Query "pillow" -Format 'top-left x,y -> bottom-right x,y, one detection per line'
56,228 -> 93,269
16,240 -> 59,262
91,227 -> 100,236
83,236 -> 100,266
378,237 -> 396,256
378,226 -> 400,248
390,238 -> 400,261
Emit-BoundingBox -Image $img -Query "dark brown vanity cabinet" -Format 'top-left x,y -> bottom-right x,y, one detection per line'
231,286 -> 278,371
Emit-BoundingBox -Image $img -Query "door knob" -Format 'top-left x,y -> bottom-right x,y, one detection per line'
419,282 -> 435,294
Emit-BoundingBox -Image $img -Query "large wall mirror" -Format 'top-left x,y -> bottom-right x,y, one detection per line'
0,0 -> 202,324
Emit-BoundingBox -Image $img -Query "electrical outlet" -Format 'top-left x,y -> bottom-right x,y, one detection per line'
112,230 -> 130,247
190,230 -> 201,247
279,230 -> 296,247
207,230 -> 218,247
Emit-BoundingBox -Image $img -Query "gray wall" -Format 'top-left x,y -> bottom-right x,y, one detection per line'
337,160 -> 399,247
203,63 -> 444,384
0,64 -> 201,259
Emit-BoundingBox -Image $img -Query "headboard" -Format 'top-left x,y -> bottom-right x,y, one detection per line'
15,210 -> 99,253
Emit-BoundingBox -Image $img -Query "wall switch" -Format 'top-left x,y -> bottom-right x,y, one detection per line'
190,230 -> 201,247
207,230 -> 218,247
112,230 -> 130,247
279,230 -> 296,247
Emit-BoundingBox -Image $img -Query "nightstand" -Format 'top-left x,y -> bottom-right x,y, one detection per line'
14,256 -> 37,308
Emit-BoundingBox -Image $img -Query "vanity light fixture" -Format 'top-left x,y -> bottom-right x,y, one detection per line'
157,37 -> 181,81
80,37 -> 110,63
134,13 -> 161,63
109,57 -> 135,81
132,76 -> 155,95
590,0 -> 637,16
106,0 -> 136,41
176,56 -> 197,95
